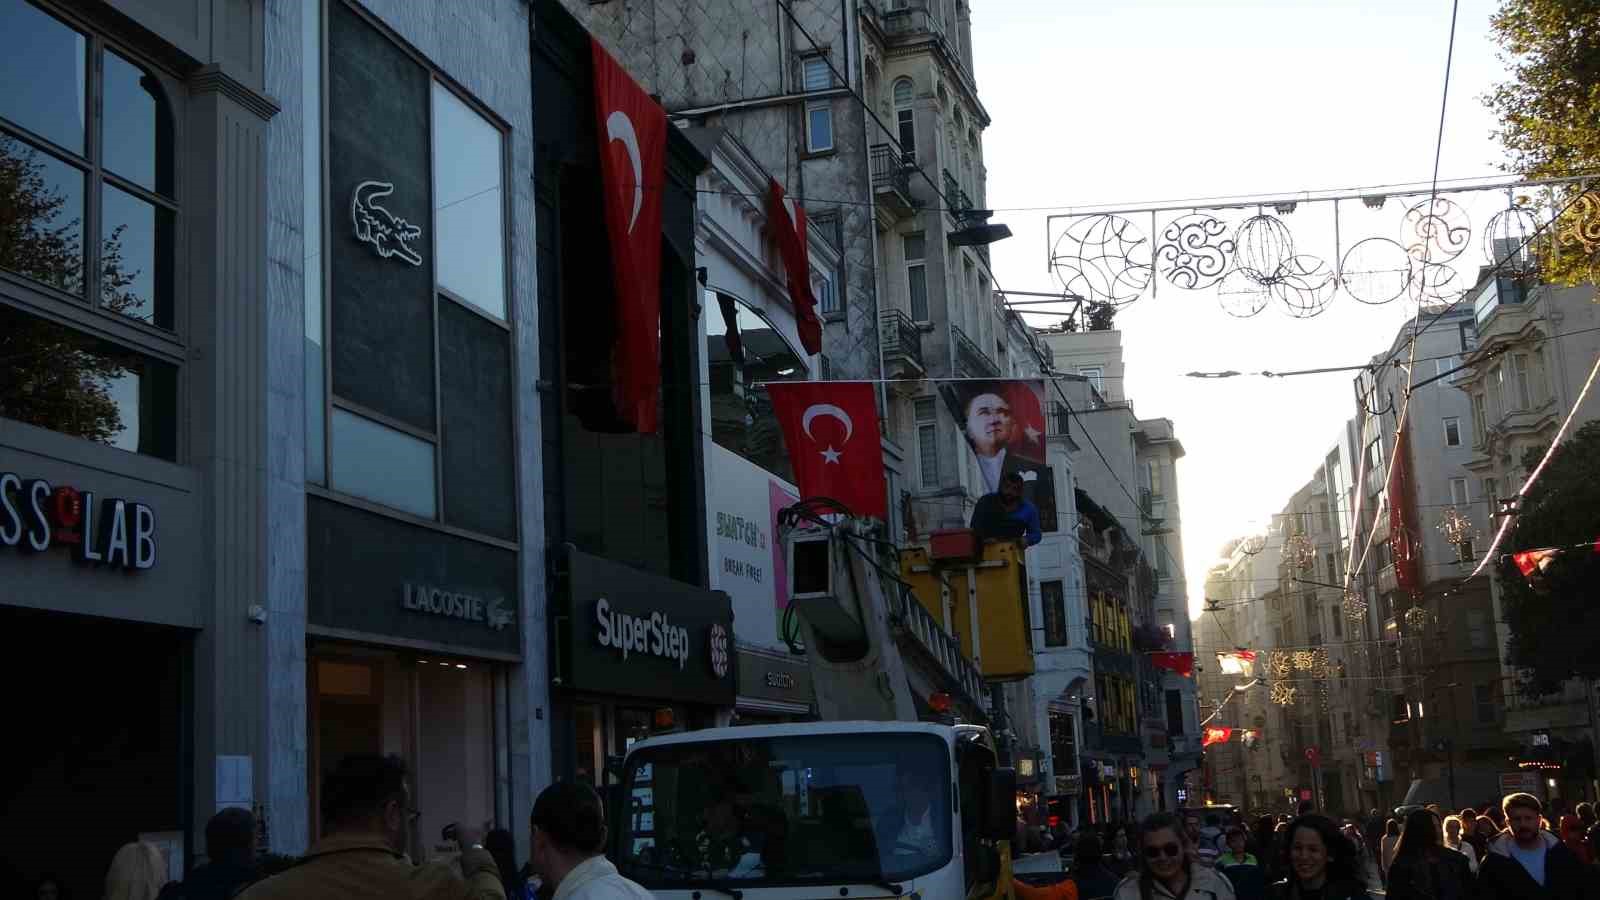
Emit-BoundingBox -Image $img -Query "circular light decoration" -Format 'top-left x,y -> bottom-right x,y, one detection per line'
1272,255 -> 1337,318
1411,263 -> 1466,303
1234,215 -> 1295,284
1401,197 -> 1471,265
1269,651 -> 1292,678
1404,605 -> 1430,633
1050,214 -> 1152,306
1216,267 -> 1272,318
1283,533 -> 1317,571
1292,650 -> 1316,671
1556,190 -> 1600,257
1339,237 -> 1413,305
1156,213 -> 1236,290
1342,588 -> 1368,623
1239,533 -> 1268,556
1484,204 -> 1540,273
1271,682 -> 1298,707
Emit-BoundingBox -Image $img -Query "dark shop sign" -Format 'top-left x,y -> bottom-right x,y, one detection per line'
0,472 -> 156,571
560,545 -> 736,706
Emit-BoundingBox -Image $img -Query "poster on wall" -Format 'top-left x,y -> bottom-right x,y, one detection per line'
937,379 -> 1056,528
706,443 -> 799,650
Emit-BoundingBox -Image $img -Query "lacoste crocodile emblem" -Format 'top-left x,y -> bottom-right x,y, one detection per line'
351,180 -> 423,266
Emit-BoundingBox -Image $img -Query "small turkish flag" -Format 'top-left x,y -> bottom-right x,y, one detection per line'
1512,547 -> 1559,578
1202,726 -> 1233,748
767,381 -> 885,519
1150,651 -> 1194,678
766,179 -> 823,355
1215,650 -> 1257,676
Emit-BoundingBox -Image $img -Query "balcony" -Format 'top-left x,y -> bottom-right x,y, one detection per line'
942,169 -> 975,220
952,324 -> 1000,378
870,143 -> 916,224
880,308 -> 925,377
876,0 -> 950,44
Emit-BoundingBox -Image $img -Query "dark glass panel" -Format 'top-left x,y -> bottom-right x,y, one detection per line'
0,135 -> 85,294
0,0 -> 86,154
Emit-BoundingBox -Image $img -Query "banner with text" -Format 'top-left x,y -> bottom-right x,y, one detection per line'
706,442 -> 799,649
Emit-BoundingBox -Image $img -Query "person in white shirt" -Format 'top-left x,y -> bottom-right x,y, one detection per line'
529,782 -> 652,900
1442,815 -> 1477,873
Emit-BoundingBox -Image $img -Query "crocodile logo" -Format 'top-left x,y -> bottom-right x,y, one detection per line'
351,180 -> 423,267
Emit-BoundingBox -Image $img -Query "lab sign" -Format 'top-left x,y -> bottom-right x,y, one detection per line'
0,472 -> 156,571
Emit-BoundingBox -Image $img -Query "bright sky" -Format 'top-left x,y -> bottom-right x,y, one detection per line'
973,0 -> 1512,619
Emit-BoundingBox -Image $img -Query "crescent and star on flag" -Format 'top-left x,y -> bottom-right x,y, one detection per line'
802,404 -> 854,464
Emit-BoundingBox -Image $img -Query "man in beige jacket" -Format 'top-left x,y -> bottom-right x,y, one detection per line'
237,754 -> 504,900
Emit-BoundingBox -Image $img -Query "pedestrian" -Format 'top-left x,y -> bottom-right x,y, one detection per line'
1266,815 -> 1371,900
1219,825 -> 1265,900
235,753 -> 503,900
484,829 -> 530,900
176,807 -> 259,900
1109,830 -> 1135,875
33,876 -> 66,900
104,843 -> 167,900
1477,792 -> 1589,900
1112,812 -> 1237,900
527,781 -> 649,899
1441,815 -> 1477,873
1384,809 -> 1472,900
1219,826 -> 1259,868
1556,814 -> 1592,866
1067,833 -> 1121,900
1379,818 -> 1401,883
1587,823 -> 1600,869
1577,802 -> 1597,833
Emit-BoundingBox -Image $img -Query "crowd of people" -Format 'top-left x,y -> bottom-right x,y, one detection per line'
1042,794 -> 1600,900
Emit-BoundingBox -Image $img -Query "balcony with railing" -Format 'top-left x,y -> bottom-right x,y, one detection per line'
880,308 -> 925,376
875,0 -> 949,43
870,143 -> 916,222
942,169 -> 975,220
952,324 -> 1000,378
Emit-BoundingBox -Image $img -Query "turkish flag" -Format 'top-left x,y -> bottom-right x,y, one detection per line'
767,381 -> 885,519
1215,650 -> 1257,676
591,37 -> 667,433
1202,726 -> 1233,748
766,179 -> 823,355
1150,651 -> 1194,678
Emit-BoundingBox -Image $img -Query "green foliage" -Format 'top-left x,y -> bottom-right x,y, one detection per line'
1486,0 -> 1600,285
1499,421 -> 1600,693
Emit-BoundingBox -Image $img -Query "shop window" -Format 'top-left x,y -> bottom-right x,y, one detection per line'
0,303 -> 177,459
705,289 -> 808,482
432,82 -> 506,320
330,407 -> 438,519
1041,580 -> 1067,647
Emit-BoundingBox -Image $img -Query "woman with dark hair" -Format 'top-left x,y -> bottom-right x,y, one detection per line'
1267,815 -> 1370,900
1384,809 -> 1471,900
1112,812 -> 1237,900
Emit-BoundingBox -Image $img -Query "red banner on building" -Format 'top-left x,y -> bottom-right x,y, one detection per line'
591,37 -> 667,432
1388,427 -> 1422,600
1202,726 -> 1233,748
766,179 -> 823,355
767,381 -> 886,519
1150,651 -> 1194,678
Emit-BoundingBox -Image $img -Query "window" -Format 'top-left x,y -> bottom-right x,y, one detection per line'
1332,604 -> 1343,638
1325,552 -> 1338,585
1154,536 -> 1169,578
904,233 -> 928,320
805,100 -> 833,153
1079,367 -> 1104,392
893,78 -> 916,162
817,269 -> 838,314
914,396 -> 938,487
1474,684 -> 1495,724
1459,320 -> 1478,352
1487,365 -> 1504,421
1466,609 -> 1489,649
1443,416 -> 1461,447
1450,477 -> 1469,507
304,0 -> 326,482
1483,478 -> 1498,522
1513,353 -> 1533,410
1,1 -> 181,459
1472,393 -> 1487,445
432,83 -> 506,319
330,408 -> 437,518
705,290 -> 808,481
1042,580 -> 1067,647
1146,460 -> 1164,498
802,56 -> 832,91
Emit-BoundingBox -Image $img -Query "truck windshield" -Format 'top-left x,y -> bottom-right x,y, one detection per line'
615,732 -> 953,889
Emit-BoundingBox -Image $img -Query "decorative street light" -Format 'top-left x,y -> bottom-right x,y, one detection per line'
1283,533 -> 1317,571
1438,506 -> 1478,563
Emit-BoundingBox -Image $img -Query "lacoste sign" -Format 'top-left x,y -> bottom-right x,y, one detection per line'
401,582 -> 515,631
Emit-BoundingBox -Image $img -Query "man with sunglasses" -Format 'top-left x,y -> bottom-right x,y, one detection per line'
237,753 -> 505,899
1113,813 -> 1237,900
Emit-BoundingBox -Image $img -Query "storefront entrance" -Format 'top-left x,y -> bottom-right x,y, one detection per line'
0,606 -> 188,898
308,643 -> 498,861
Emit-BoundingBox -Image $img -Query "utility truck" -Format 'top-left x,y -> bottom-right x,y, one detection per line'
607,511 -> 1035,899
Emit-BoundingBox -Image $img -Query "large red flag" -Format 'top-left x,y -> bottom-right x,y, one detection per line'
1202,726 -> 1233,748
591,37 -> 667,433
1150,651 -> 1194,678
767,382 -> 885,518
766,179 -> 823,355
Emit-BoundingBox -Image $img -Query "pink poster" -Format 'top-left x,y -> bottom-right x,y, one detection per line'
770,480 -> 798,640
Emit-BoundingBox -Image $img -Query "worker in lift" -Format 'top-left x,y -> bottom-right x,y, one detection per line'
970,471 -> 1042,548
